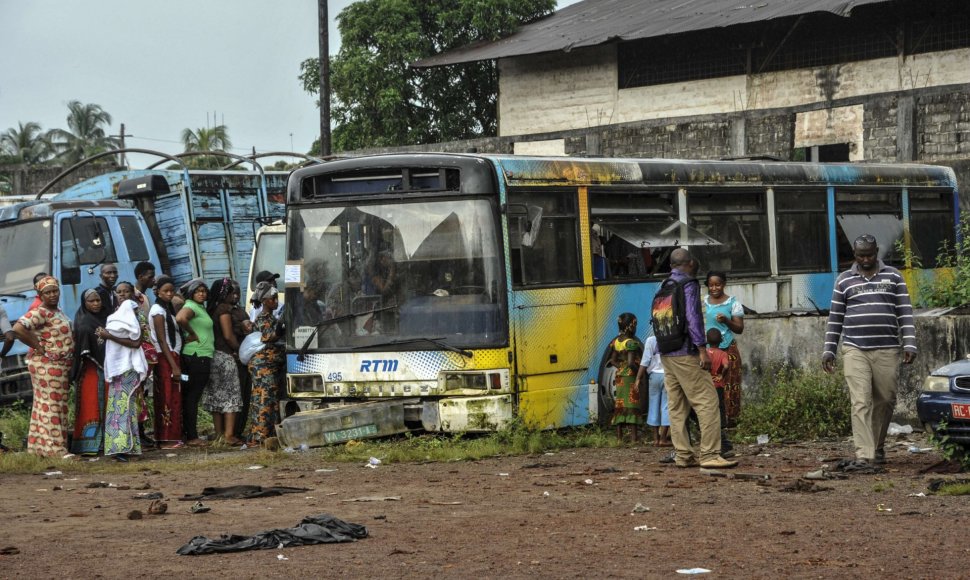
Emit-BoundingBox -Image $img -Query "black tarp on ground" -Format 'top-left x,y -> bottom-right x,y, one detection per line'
176,514 -> 368,555
178,485 -> 310,500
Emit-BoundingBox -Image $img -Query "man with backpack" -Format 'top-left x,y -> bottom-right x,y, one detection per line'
651,248 -> 738,469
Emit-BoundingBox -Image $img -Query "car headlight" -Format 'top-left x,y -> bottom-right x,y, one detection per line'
923,376 -> 951,392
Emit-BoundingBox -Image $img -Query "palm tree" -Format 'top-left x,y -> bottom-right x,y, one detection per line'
49,101 -> 119,164
0,121 -> 53,165
181,125 -> 232,169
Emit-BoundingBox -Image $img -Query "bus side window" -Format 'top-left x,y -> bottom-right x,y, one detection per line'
507,191 -> 581,287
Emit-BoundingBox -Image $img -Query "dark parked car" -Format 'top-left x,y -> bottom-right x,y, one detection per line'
917,358 -> 970,444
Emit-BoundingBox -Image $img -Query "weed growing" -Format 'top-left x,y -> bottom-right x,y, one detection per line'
736,364 -> 852,442
0,400 -> 30,451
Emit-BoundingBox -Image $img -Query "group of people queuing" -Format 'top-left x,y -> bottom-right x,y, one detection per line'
2,264 -> 285,461
607,249 -> 744,469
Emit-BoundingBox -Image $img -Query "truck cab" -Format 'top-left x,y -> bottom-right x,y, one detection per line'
0,199 -> 160,403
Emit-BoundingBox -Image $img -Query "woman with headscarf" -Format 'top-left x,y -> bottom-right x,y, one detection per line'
150,275 -> 183,446
176,278 -> 214,447
99,298 -> 148,461
70,289 -> 107,455
204,277 -> 245,445
12,276 -> 75,458
230,281 -> 255,440
117,281 -> 157,449
246,281 -> 285,446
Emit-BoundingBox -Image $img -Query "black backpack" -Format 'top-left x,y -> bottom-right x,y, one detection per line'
650,276 -> 694,354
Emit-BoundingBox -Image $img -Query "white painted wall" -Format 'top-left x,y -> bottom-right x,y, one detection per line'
498,47 -> 970,137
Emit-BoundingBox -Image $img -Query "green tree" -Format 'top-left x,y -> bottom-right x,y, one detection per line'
299,0 -> 555,151
0,121 -> 53,165
180,125 -> 233,169
49,101 -> 119,164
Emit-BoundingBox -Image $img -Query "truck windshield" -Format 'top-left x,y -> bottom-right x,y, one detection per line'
286,198 -> 506,351
0,219 -> 51,295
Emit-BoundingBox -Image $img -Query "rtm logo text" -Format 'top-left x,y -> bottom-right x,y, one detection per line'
360,359 -> 399,372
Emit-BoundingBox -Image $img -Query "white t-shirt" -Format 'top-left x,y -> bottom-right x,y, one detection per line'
639,335 -> 664,374
249,302 -> 284,322
149,303 -> 183,353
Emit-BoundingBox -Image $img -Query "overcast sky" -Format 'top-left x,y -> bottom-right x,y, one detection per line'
0,0 -> 579,168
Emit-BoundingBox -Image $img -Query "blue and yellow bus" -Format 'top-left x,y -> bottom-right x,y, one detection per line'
281,154 -> 958,443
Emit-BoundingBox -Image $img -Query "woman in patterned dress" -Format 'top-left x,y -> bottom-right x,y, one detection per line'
99,299 -> 148,461
608,312 -> 644,443
246,281 -> 284,446
12,276 -> 75,458
204,277 -> 245,445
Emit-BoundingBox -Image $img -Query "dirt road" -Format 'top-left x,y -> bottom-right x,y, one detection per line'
0,436 -> 965,579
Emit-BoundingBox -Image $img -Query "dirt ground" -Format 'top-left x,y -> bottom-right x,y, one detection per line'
0,434 -> 967,579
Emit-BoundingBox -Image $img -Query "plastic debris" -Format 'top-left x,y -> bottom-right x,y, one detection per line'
876,503 -> 893,512
631,503 -> 650,513
43,471 -> 63,477
366,457 -> 381,469
247,465 -> 265,470
498,473 -> 510,477
676,568 -> 712,575
584,479 -> 594,485
277,554 -> 289,561
543,491 -> 550,497
633,525 -> 657,531
887,423 -> 914,435
315,468 -> 338,473
165,454 -> 177,458
756,434 -> 770,445
908,492 -> 927,497
908,446 -> 933,453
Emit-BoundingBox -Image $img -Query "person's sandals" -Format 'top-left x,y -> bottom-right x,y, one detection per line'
659,451 -> 676,464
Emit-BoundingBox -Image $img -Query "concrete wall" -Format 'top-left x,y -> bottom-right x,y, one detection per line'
498,47 -> 970,138
744,313 -> 970,423
0,163 -> 122,197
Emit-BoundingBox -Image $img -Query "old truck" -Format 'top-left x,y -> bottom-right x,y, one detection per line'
0,148 -> 309,404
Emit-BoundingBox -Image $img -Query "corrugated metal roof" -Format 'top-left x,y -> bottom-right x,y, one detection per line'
413,0 -> 892,68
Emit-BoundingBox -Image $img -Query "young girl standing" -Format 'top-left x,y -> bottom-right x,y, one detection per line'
608,312 -> 644,443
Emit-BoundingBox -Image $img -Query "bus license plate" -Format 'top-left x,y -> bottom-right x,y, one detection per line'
323,424 -> 379,444
952,403 -> 970,420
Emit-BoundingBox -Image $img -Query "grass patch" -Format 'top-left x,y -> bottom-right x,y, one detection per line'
0,400 -> 30,451
0,421 -> 621,474
934,482 -> 970,496
737,364 -> 852,442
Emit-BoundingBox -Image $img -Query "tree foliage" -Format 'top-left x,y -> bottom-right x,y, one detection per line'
180,125 -> 233,169
299,0 -> 555,151
0,121 -> 53,165
48,101 -> 119,164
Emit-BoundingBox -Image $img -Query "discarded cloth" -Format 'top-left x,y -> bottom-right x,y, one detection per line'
178,485 -> 310,501
176,514 -> 367,555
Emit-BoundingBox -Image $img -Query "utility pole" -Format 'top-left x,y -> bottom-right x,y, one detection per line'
318,0 -> 331,156
117,123 -> 133,167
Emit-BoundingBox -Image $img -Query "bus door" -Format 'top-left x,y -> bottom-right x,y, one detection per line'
507,189 -> 591,429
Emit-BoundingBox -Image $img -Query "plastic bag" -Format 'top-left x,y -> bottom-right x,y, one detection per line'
239,331 -> 266,365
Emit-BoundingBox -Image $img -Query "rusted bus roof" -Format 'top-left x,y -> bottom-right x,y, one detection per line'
412,0 -> 892,68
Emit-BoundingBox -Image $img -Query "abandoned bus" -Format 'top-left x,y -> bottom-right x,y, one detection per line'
281,154 -> 958,443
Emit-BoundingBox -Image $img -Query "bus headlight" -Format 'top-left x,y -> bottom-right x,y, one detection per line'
289,373 -> 325,395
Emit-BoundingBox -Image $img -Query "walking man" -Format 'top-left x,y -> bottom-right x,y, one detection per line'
654,248 -> 737,469
822,234 -> 916,465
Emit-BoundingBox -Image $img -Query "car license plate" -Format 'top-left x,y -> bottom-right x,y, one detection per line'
952,403 -> 970,420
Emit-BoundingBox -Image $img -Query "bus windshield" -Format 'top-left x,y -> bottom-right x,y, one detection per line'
0,219 -> 51,295
287,198 -> 506,351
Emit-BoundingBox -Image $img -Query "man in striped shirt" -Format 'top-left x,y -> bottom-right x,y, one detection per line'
822,234 -> 917,465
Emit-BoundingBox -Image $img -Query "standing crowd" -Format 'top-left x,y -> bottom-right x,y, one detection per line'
5,263 -> 285,461
609,233 -> 916,471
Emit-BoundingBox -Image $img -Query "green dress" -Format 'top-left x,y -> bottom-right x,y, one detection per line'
611,336 -> 644,426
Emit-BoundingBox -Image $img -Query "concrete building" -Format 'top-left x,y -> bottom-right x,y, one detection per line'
412,0 -> 970,186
